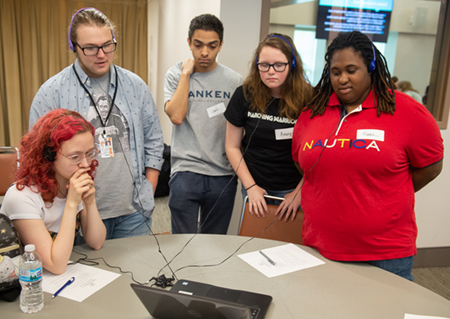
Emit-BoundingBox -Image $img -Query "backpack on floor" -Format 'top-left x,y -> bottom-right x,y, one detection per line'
155,144 -> 171,198
0,213 -> 22,301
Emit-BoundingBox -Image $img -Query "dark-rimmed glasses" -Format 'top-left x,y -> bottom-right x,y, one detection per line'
75,42 -> 117,56
61,148 -> 99,164
257,62 -> 289,72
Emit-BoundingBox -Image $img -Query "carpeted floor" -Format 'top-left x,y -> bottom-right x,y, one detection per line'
412,267 -> 450,301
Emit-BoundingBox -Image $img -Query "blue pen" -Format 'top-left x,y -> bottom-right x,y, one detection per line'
52,277 -> 75,298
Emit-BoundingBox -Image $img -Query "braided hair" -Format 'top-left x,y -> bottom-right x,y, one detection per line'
308,31 -> 396,117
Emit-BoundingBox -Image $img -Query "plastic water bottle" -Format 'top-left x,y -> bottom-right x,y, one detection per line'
19,244 -> 44,313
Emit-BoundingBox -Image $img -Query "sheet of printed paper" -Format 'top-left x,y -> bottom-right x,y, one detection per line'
42,262 -> 120,302
405,314 -> 449,319
238,243 -> 325,278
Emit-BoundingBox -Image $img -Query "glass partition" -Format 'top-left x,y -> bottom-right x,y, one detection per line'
270,0 -> 450,128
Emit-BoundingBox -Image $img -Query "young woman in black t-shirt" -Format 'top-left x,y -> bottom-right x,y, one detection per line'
224,33 -> 311,221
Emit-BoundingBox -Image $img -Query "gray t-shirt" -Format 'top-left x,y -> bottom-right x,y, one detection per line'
164,62 -> 243,176
88,73 -> 135,219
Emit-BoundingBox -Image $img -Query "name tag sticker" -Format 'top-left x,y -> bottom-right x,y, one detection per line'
207,102 -> 226,118
357,129 -> 385,141
275,127 -> 293,140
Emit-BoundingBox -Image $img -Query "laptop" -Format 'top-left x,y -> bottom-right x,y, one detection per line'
131,279 -> 272,319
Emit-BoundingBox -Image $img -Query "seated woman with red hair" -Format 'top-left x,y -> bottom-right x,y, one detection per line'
1,109 -> 106,274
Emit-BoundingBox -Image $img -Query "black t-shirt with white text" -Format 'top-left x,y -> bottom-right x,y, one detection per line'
224,86 -> 301,190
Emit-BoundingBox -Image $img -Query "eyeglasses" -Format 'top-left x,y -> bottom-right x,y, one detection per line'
75,42 -> 117,56
61,148 -> 99,164
257,62 -> 289,72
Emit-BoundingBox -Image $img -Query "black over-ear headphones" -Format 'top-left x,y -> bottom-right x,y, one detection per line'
42,114 -> 68,162
43,135 -> 57,162
256,35 -> 296,71
68,7 -> 116,52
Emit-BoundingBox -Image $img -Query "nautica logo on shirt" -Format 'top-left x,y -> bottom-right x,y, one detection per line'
302,139 -> 381,152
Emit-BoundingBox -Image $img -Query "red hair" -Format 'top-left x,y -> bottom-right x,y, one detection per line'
16,109 -> 98,203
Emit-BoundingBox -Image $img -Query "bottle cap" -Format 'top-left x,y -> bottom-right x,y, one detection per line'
24,244 -> 36,252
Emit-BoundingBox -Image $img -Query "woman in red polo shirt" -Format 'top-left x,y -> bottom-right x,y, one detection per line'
292,31 -> 443,280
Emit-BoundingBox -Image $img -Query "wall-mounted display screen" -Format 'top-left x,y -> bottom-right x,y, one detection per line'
316,0 -> 394,42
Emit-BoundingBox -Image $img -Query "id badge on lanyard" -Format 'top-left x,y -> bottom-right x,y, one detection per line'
72,64 -> 119,160
99,134 -> 114,158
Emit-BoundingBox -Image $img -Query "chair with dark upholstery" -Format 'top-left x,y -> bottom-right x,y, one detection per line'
0,147 -> 19,197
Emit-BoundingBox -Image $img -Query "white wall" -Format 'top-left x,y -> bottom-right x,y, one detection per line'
219,0 -> 263,77
415,124 -> 450,248
393,33 -> 435,97
270,0 -> 317,25
269,24 -> 295,39
390,0 -> 441,96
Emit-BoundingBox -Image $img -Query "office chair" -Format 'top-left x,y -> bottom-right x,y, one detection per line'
0,147 -> 19,197
238,195 -> 303,245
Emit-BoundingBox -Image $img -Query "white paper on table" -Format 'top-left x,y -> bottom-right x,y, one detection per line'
238,243 -> 325,278
42,262 -> 120,302
405,314 -> 450,319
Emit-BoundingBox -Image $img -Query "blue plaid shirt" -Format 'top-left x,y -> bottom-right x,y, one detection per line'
29,59 -> 164,217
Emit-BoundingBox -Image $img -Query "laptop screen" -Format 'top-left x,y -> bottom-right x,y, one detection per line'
131,283 -> 252,319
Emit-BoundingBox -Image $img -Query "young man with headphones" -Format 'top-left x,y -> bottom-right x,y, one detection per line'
164,14 -> 243,234
29,8 -> 164,240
